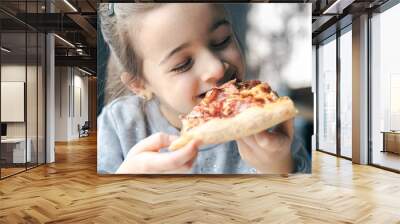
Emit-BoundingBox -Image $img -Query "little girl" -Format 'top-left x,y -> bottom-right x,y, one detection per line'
97,3 -> 311,174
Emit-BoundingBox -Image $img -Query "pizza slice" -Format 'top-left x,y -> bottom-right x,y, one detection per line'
169,79 -> 297,151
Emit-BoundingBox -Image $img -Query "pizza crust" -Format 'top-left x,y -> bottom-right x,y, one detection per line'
169,96 -> 297,151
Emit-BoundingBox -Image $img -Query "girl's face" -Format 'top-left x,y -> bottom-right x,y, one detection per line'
134,4 -> 245,126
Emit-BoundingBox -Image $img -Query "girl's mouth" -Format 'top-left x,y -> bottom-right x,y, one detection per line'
197,92 -> 207,99
196,69 -> 240,100
218,70 -> 239,86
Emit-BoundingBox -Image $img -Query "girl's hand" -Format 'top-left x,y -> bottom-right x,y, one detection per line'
116,132 -> 200,174
236,119 -> 294,174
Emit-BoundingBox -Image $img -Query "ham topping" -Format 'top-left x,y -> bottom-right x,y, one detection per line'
184,80 -> 277,130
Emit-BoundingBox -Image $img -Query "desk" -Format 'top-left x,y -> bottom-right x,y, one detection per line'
381,131 -> 400,154
1,138 -> 31,163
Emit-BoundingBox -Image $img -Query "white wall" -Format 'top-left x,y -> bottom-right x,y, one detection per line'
54,67 -> 89,141
1,65 -> 39,137
55,67 -> 69,141
1,65 -> 26,81
74,72 -> 89,126
1,63 -> 46,164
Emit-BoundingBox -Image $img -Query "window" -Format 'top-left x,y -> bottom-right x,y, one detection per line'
371,2 -> 400,171
339,27 -> 352,158
317,35 -> 337,154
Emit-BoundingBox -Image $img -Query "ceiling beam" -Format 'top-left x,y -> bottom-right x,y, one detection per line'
66,13 -> 96,46
322,0 -> 356,15
55,55 -> 96,72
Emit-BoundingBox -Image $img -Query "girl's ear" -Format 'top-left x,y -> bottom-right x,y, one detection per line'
121,72 -> 153,100
121,72 -> 142,94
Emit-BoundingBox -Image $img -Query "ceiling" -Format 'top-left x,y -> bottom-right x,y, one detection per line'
0,0 -> 96,74
0,0 -> 393,76
310,0 -> 389,43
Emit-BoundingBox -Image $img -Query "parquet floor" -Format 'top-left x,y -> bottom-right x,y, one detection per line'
1,167 -> 26,178
1,134 -> 400,223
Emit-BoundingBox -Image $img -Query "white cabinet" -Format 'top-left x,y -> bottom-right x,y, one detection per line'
1,138 -> 32,163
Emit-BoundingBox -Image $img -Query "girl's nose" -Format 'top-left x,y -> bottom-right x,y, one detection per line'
200,53 -> 226,84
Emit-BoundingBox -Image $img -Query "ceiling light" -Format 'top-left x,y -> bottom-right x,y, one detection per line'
78,67 -> 92,76
54,34 -> 75,48
1,47 -> 11,53
322,0 -> 355,15
63,0 -> 78,12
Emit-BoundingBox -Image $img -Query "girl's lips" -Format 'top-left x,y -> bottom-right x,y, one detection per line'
218,70 -> 239,86
196,70 -> 239,99
197,92 -> 207,99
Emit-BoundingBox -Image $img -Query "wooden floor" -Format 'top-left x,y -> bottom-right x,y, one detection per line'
1,167 -> 26,178
373,150 -> 400,171
1,135 -> 400,223
1,163 -> 44,178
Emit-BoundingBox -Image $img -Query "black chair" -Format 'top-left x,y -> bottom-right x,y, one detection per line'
79,121 -> 90,138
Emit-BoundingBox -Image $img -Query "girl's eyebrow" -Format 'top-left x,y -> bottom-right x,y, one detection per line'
209,19 -> 230,32
159,19 -> 230,66
159,42 -> 190,65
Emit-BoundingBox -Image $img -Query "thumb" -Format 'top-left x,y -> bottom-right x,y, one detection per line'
133,132 -> 178,153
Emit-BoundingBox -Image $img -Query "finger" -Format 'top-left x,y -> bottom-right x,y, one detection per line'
164,158 -> 196,174
241,132 -> 285,157
236,139 -> 253,160
274,118 -> 294,140
147,140 -> 200,171
236,139 -> 263,168
255,131 -> 290,155
253,131 -> 282,148
133,132 -> 178,153
240,135 -> 271,159
241,128 -> 288,148
241,134 -> 262,150
183,156 -> 197,169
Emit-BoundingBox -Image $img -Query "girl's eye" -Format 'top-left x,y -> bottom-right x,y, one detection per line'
210,35 -> 232,49
171,58 -> 193,73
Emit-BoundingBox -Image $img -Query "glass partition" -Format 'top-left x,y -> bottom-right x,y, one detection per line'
0,0 -> 46,179
1,30 -> 28,177
339,27 -> 352,158
371,3 -> 400,171
27,31 -> 38,169
317,35 -> 337,154
38,32 -> 45,165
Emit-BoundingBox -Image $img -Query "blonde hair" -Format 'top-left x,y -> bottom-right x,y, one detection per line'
99,3 -> 233,103
99,3 -> 162,103
99,3 -> 161,77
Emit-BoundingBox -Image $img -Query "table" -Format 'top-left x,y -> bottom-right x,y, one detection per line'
1,138 -> 32,164
381,131 -> 400,154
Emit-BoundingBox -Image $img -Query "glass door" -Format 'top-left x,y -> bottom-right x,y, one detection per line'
339,26 -> 352,159
317,35 -> 337,155
370,2 -> 400,171
0,0 -> 47,179
1,30 -> 28,178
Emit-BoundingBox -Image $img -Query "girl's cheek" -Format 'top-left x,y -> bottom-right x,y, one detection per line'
229,45 -> 244,64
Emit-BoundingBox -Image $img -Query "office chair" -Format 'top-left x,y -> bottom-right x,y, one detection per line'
79,121 -> 90,138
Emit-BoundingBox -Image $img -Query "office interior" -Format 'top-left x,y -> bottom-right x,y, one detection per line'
0,0 -> 399,222
0,0 -> 97,179
0,0 -> 399,189
313,0 -> 400,172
